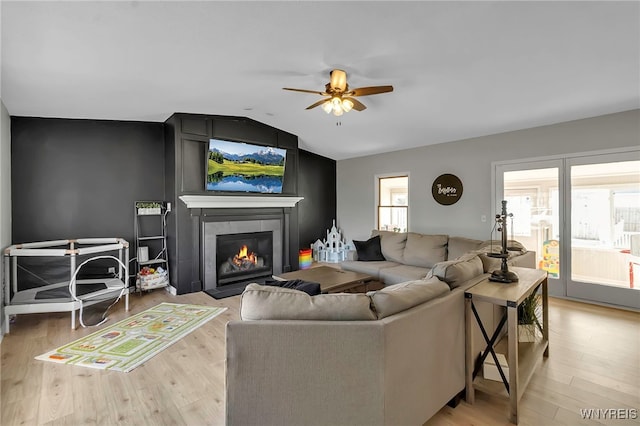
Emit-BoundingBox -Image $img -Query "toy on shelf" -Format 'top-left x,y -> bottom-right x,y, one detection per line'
298,249 -> 313,269
311,220 -> 352,264
137,265 -> 169,291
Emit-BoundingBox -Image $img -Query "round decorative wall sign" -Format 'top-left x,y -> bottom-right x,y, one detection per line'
432,174 -> 463,205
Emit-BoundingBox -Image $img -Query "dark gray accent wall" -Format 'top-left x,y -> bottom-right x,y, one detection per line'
11,117 -> 165,243
9,114 -> 337,295
297,149 -> 337,249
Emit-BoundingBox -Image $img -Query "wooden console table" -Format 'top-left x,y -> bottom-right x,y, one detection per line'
464,267 -> 549,424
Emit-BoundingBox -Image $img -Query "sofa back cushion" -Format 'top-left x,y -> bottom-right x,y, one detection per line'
367,276 -> 450,319
447,236 -> 484,261
402,233 -> 448,268
371,230 -> 407,263
240,284 -> 376,321
427,253 -> 484,289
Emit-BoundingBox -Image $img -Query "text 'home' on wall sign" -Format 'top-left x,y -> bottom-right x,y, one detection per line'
432,174 -> 463,205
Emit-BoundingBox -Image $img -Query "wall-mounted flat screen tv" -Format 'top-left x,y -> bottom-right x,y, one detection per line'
205,138 -> 287,194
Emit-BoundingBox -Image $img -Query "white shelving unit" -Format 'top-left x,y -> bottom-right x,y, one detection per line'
3,238 -> 130,333
134,201 -> 170,291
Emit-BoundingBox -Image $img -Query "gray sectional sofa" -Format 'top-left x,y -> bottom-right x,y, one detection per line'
224,230 -> 536,425
227,275 -> 478,425
341,229 -> 535,285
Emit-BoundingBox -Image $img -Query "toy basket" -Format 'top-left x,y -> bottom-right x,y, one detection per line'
138,270 -> 169,290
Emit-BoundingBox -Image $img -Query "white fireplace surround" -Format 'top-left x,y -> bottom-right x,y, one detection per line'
180,195 -> 303,209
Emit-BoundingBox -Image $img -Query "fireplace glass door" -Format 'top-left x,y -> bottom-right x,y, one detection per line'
216,231 -> 273,286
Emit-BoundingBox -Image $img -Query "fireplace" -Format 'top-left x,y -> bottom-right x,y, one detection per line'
202,216 -> 285,291
216,231 -> 273,286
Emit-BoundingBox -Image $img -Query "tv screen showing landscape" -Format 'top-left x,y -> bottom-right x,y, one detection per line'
206,139 -> 287,193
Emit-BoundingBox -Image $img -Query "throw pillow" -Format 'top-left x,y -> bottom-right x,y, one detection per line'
475,240 -> 527,272
240,284 -> 376,321
263,278 -> 321,296
426,253 -> 484,289
367,276 -> 450,319
353,235 -> 385,261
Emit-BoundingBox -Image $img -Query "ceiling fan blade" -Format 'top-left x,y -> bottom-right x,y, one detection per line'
305,98 -> 330,110
345,97 -> 367,111
283,87 -> 328,96
329,69 -> 347,92
348,85 -> 394,97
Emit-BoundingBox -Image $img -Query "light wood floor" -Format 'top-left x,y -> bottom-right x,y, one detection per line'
1,291 -> 638,425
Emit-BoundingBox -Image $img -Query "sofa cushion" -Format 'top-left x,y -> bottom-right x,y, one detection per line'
378,264 -> 431,285
353,235 -> 385,261
426,253 -> 484,289
447,236 -> 484,261
371,230 -> 407,263
340,260 -> 400,279
402,233 -> 448,268
240,284 -> 376,321
367,276 -> 450,319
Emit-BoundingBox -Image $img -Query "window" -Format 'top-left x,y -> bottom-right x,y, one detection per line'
377,175 -> 408,232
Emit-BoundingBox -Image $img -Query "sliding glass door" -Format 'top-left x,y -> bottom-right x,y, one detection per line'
496,150 -> 640,310
496,160 -> 563,296
566,155 -> 640,308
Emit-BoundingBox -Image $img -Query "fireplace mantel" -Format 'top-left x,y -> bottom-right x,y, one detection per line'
179,195 -> 304,209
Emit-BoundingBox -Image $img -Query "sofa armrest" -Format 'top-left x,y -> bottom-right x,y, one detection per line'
509,250 -> 536,268
226,320 -> 385,426
346,249 -> 357,261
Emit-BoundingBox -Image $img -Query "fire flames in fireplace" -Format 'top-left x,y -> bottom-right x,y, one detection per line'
215,231 -> 273,286
219,244 -> 265,276
233,245 -> 258,268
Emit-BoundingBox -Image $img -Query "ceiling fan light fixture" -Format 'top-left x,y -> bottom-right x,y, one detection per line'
330,97 -> 344,116
284,68 -> 392,117
342,98 -> 354,113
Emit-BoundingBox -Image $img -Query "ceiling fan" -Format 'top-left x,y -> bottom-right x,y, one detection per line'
283,69 -> 393,116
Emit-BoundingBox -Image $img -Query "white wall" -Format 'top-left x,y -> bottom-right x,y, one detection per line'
0,99 -> 11,337
337,109 -> 640,243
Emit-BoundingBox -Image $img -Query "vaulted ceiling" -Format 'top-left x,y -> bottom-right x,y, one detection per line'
2,1 -> 638,160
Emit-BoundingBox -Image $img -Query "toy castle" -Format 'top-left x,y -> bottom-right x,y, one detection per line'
311,220 -> 351,263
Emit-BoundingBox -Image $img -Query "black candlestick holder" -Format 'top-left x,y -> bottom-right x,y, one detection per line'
488,200 -> 519,283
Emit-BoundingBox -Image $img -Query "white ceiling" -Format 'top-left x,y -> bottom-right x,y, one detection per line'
2,1 -> 639,160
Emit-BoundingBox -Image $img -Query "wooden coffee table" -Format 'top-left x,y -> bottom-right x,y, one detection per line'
275,265 -> 383,293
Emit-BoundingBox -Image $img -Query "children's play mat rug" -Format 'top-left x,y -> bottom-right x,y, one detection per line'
36,303 -> 227,372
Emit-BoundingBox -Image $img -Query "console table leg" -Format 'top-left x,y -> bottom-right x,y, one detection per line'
464,295 -> 475,404
508,305 -> 519,424
543,278 -> 549,357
